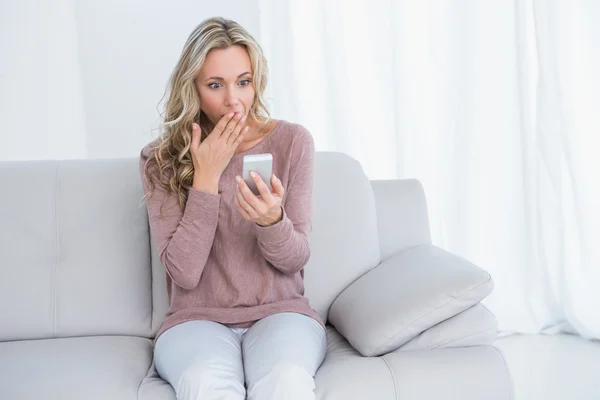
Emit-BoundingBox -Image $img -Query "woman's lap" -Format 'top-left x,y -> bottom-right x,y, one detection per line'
153,312 -> 327,399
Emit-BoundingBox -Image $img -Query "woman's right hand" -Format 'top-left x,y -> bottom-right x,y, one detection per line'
191,112 -> 248,187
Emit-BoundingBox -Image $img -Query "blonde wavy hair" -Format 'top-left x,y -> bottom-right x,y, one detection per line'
141,17 -> 271,214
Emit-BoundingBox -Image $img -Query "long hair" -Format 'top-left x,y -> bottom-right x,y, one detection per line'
141,17 -> 271,213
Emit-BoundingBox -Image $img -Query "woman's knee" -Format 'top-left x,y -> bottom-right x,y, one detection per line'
176,362 -> 246,400
247,363 -> 316,400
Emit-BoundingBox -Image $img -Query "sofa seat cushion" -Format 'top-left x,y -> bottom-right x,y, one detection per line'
316,325 -> 398,399
0,336 -> 156,400
138,360 -> 177,400
315,325 -> 514,400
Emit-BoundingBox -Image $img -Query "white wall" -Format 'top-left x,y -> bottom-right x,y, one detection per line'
0,0 -> 260,161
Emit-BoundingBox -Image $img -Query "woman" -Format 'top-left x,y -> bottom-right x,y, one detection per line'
139,17 -> 326,400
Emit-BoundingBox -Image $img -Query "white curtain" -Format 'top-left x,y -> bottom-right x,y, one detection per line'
0,0 -> 88,161
259,0 -> 600,339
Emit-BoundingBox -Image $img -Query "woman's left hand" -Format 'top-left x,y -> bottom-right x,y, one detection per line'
235,172 -> 284,227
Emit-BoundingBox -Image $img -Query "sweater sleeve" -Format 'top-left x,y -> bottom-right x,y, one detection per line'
139,151 -> 220,290
254,127 -> 315,275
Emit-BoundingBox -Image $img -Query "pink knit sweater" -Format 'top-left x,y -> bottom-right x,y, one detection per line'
140,120 -> 325,341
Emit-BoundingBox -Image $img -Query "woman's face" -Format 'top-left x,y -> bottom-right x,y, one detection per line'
195,45 -> 255,126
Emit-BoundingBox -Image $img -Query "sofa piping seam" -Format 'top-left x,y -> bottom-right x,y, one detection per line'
492,345 -> 516,400
137,355 -> 155,400
426,326 -> 496,350
52,163 -> 59,337
369,274 -> 492,356
380,355 -> 398,400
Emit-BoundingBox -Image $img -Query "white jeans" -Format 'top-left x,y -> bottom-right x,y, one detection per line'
154,312 -> 327,400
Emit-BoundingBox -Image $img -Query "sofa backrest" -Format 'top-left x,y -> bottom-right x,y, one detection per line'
370,179 -> 432,260
0,159 -> 153,341
305,152 -> 381,322
0,151 -> 384,341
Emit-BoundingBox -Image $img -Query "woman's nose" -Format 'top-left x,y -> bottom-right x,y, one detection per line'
224,88 -> 239,107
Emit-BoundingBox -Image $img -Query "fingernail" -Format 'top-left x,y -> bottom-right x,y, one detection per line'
250,171 -> 256,178
228,112 -> 234,118
235,176 -> 242,183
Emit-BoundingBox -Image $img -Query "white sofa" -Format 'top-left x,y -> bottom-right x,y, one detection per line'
0,151 -> 514,399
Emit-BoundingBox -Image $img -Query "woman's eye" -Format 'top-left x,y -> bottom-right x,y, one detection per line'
208,80 -> 251,89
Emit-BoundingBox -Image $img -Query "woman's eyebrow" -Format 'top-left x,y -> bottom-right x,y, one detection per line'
205,72 -> 251,81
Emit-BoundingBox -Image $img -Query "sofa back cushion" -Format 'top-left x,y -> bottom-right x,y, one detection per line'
0,159 -> 152,341
303,152 -> 381,323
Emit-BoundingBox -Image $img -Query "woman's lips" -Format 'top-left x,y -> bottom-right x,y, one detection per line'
223,110 -> 244,117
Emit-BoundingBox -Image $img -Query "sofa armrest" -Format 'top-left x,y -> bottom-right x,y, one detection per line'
328,244 -> 494,357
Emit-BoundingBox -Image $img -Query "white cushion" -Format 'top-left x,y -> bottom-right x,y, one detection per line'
399,303 -> 498,351
329,244 -> 494,356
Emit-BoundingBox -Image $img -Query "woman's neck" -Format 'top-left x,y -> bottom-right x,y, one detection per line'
243,115 -> 271,142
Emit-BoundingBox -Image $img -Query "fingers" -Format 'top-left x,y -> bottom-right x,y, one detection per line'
212,112 -> 235,138
220,112 -> 245,140
235,175 -> 284,224
191,123 -> 202,149
235,198 -> 253,221
270,174 -> 284,196
249,171 -> 274,200
236,176 -> 264,209
207,112 -> 246,145
227,114 -> 248,145
236,190 -> 259,220
232,126 -> 247,148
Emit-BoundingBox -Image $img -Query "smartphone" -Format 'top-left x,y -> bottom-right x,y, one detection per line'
242,153 -> 273,196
